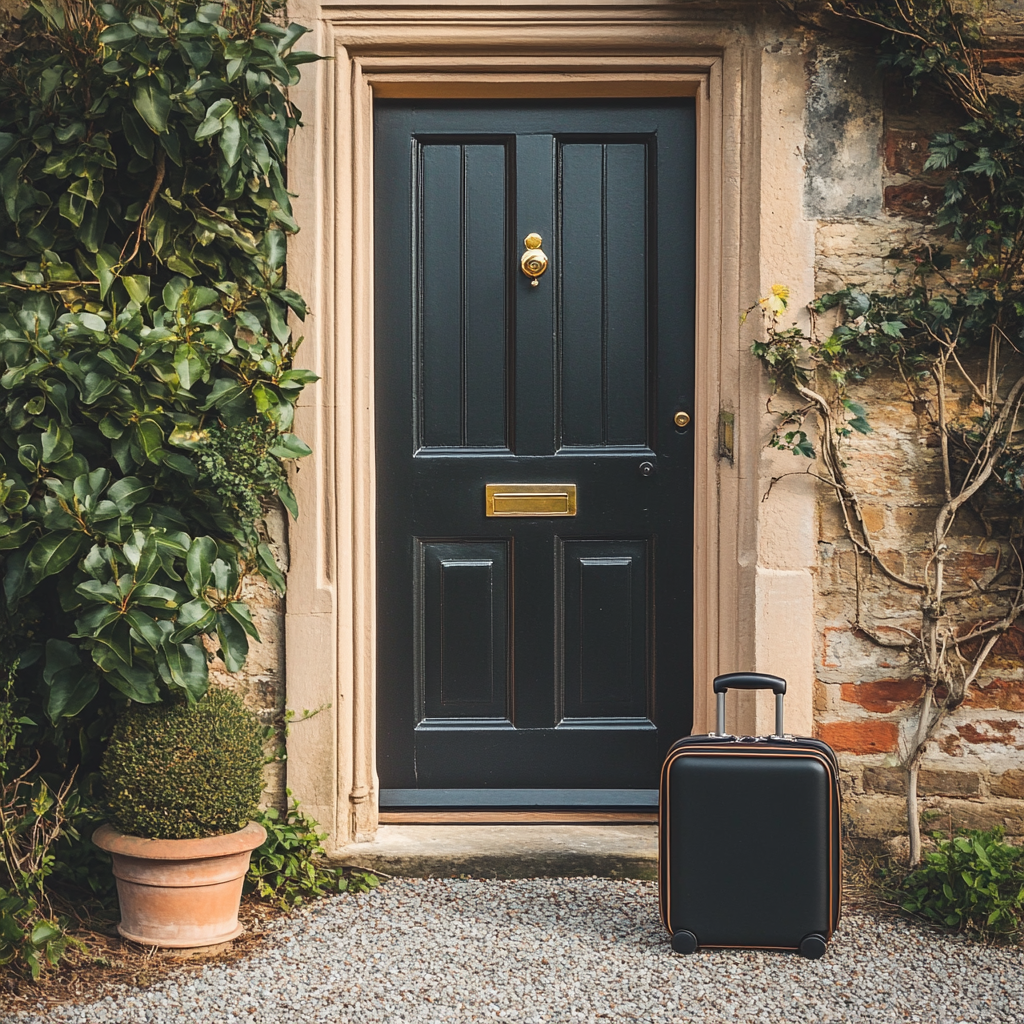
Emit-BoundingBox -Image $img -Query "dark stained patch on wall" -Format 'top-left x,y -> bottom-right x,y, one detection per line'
804,48 -> 883,219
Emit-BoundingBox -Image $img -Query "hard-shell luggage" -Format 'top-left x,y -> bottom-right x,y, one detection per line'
659,672 -> 841,959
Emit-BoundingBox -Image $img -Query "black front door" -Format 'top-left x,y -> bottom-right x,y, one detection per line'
374,100 -> 695,808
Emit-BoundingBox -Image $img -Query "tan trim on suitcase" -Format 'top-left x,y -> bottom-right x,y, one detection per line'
659,745 -> 842,944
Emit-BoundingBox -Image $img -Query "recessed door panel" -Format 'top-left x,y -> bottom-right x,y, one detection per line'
418,140 -> 511,450
417,541 -> 510,724
559,141 -> 650,449
560,539 -> 650,723
375,100 -> 695,803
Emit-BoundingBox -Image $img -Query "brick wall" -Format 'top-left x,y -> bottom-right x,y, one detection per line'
804,43 -> 1024,839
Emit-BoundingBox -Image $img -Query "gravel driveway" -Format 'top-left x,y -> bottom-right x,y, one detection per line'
6,877 -> 1023,1024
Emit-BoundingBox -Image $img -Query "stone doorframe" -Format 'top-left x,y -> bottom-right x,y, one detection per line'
282,1 -> 818,849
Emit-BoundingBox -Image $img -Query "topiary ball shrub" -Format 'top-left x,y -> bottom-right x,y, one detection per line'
102,688 -> 265,840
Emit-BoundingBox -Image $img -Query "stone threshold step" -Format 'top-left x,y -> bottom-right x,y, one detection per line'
330,824 -> 657,880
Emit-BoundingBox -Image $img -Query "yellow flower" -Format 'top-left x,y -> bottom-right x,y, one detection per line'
765,283 -> 790,315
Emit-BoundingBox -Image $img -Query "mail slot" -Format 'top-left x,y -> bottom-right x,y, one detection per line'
485,483 -> 577,517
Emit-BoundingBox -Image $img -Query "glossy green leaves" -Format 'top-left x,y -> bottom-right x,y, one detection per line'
0,1 -> 320,720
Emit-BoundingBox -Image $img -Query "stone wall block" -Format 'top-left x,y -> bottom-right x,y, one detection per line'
922,800 -> 1024,836
991,770 -> 1024,799
918,769 -> 982,798
818,626 -> 914,683
843,793 -> 905,837
862,766 -> 904,795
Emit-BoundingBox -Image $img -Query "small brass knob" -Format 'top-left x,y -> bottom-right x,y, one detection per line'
673,410 -> 691,429
521,233 -> 548,286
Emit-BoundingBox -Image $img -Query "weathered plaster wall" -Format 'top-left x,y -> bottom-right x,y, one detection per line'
794,22 -> 1024,838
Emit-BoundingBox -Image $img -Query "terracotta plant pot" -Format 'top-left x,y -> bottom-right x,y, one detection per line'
93,821 -> 266,948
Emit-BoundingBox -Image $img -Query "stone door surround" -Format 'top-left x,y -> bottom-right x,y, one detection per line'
282,1 -> 815,849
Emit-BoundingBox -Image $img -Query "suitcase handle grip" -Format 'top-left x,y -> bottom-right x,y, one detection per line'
712,673 -> 787,737
713,673 -> 786,695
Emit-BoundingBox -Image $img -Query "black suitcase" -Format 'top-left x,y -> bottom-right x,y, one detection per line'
659,672 -> 842,959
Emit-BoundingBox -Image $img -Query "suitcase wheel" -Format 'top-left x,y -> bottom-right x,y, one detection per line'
798,933 -> 827,960
670,930 -> 698,955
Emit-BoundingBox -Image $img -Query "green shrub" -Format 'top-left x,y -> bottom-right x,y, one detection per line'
900,827 -> 1024,940
248,800 -> 379,908
0,0 -> 319,724
101,686 -> 263,839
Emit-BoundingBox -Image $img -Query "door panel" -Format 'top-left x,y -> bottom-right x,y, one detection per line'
560,539 -> 650,723
375,100 -> 695,805
559,140 -> 650,448
418,540 -> 510,725
418,139 -> 511,450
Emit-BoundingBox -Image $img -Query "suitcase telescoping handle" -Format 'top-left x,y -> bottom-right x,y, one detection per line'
712,673 -> 787,738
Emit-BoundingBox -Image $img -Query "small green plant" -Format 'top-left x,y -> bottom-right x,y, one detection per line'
248,800 -> 379,908
0,666 -> 78,978
101,686 -> 264,839
899,827 -> 1024,939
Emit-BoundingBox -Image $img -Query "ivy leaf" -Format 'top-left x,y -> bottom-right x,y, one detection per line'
843,400 -> 873,435
278,480 -> 298,518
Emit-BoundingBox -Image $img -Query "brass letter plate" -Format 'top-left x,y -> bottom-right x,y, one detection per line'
485,483 -> 577,517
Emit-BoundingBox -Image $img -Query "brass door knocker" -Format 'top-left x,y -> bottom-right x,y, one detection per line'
520,233 -> 548,286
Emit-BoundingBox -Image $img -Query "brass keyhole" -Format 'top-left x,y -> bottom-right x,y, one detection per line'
673,410 -> 691,429
521,233 -> 548,286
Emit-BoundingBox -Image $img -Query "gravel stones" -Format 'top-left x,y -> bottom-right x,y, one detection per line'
6,877 -> 1024,1024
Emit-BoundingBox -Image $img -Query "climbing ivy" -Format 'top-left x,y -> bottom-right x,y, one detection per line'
758,0 -> 1024,866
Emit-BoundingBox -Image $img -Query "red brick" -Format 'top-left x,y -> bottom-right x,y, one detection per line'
956,720 -> 1019,745
964,678 -> 1024,712
884,129 -> 933,176
840,677 -> 924,713
818,720 -> 899,755
884,182 -> 945,220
